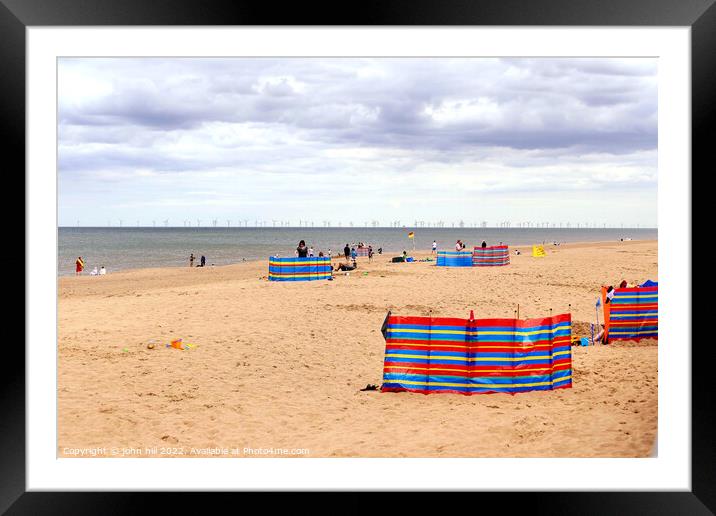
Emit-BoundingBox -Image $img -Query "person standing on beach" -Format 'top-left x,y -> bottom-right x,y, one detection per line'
75,256 -> 85,276
351,247 -> 357,261
297,240 -> 308,258
344,244 -> 350,261
308,246 -> 314,257
432,241 -> 437,254
189,253 -> 195,267
368,245 -> 374,262
200,255 -> 206,267
99,265 -> 106,275
481,241 -> 487,248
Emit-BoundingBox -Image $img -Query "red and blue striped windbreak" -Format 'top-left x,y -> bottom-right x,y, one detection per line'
268,256 -> 332,282
436,251 -> 474,267
356,247 -> 370,257
603,286 -> 658,341
381,312 -> 572,395
472,245 -> 510,266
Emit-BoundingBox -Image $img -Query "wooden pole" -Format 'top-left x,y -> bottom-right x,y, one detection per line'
517,304 -> 520,319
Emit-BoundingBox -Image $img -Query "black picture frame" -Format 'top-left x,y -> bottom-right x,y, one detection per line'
4,0 -> 708,511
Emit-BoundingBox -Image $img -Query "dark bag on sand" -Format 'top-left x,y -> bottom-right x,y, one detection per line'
392,256 -> 405,263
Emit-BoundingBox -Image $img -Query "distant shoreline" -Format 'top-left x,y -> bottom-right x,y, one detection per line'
59,238 -> 657,279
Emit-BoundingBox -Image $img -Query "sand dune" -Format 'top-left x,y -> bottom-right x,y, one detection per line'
58,239 -> 657,457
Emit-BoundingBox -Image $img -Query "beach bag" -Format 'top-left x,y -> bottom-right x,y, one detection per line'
392,256 -> 405,263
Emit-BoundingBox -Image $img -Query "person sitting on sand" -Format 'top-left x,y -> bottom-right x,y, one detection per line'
75,256 -> 85,276
318,251 -> 324,257
455,240 -> 462,251
334,261 -> 357,272
90,266 -> 98,276
297,240 -> 308,258
594,324 -> 606,344
619,279 -> 628,289
605,286 -> 615,304
481,240 -> 487,248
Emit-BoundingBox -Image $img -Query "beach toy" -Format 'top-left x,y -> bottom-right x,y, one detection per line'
122,347 -> 129,353
580,337 -> 589,346
170,338 -> 184,350
532,245 -> 546,257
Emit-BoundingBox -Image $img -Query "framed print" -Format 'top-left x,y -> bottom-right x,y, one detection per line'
5,0 -> 709,510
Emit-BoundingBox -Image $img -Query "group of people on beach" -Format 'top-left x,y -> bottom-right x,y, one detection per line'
75,257 -> 107,276
189,253 -> 207,267
293,240 -> 375,273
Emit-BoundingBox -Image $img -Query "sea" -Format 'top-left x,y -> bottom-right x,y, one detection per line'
58,227 -> 657,276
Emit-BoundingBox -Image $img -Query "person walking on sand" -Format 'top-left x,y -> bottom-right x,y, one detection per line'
432,240 -> 437,254
344,244 -> 350,261
189,253 -> 195,267
75,256 -> 85,276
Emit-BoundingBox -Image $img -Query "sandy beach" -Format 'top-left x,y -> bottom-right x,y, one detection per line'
57,239 -> 658,458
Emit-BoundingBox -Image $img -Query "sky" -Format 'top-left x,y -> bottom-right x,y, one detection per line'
58,58 -> 657,227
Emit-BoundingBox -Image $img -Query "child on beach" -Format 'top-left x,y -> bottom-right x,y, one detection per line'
432,241 -> 437,254
75,257 -> 85,276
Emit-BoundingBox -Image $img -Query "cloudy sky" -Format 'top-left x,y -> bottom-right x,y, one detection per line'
58,58 -> 657,227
